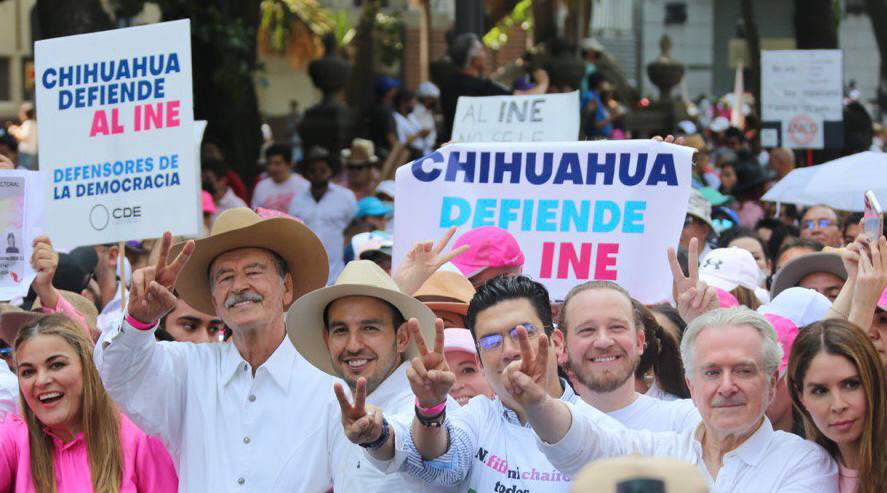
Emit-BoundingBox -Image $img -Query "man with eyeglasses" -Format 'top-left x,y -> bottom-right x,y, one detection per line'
355,275 -> 585,492
799,205 -> 842,247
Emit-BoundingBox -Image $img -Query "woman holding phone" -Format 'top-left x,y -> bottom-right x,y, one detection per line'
787,319 -> 887,493
0,314 -> 177,492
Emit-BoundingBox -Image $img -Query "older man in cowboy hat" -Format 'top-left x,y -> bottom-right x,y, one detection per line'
285,259 -> 459,492
94,207 -> 339,492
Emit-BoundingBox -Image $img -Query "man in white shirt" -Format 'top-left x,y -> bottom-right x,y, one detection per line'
70,244 -> 127,335
410,81 -> 439,156
559,280 -> 699,432
285,259 -> 458,492
95,208 -> 338,492
251,144 -> 309,212
203,156 -> 247,225
506,307 -> 838,492
289,147 -> 357,283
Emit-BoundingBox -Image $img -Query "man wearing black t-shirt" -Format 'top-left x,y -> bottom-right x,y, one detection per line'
440,33 -> 550,142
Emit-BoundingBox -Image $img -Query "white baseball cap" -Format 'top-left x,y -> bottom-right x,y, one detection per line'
758,287 -> 832,329
416,81 -> 440,99
699,248 -> 769,303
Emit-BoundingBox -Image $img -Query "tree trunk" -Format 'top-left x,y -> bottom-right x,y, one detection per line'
793,0 -> 838,49
533,0 -> 557,45
564,0 -> 593,46
346,0 -> 377,140
741,0 -> 761,120
34,0 -> 113,39
866,0 -> 887,115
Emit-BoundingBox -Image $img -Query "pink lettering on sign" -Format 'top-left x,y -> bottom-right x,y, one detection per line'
89,108 -> 125,136
539,242 -> 619,280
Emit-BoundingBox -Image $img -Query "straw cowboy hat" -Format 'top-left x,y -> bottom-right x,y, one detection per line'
341,138 -> 379,164
570,456 -> 708,493
170,207 -> 328,316
414,271 -> 475,316
286,260 -> 435,376
0,309 -> 44,345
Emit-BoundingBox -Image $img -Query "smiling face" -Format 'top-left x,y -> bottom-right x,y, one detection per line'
687,324 -> 776,437
16,334 -> 84,438
445,350 -> 494,405
323,296 -> 408,394
563,288 -> 644,393
798,352 -> 866,447
210,248 -> 293,334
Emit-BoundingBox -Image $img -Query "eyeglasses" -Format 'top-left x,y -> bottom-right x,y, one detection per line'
477,323 -> 543,352
802,219 -> 836,230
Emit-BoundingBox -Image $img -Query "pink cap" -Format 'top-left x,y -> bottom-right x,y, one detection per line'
444,328 -> 477,355
253,207 -> 302,223
201,191 -> 217,214
714,287 -> 739,308
878,287 -> 887,312
763,313 -> 798,374
450,226 -> 525,278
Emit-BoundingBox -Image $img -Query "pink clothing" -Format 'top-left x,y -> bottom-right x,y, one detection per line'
0,413 -> 178,492
838,463 -> 858,493
39,293 -> 89,337
737,200 -> 766,228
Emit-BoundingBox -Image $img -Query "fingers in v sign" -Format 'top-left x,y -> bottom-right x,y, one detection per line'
334,378 -> 385,445
504,325 -> 549,405
127,232 -> 195,324
406,318 -> 453,408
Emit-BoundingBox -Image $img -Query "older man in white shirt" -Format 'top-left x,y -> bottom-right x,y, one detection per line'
285,259 -> 459,492
506,307 -> 838,493
95,208 -> 338,492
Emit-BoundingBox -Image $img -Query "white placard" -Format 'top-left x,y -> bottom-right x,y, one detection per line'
35,20 -> 199,247
761,50 -> 843,149
0,170 -> 44,300
394,140 -> 693,303
451,91 -> 580,143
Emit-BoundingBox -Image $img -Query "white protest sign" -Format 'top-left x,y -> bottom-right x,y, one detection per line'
35,19 -> 199,247
451,91 -> 580,143
394,140 -> 693,303
761,50 -> 843,149
0,170 -> 44,300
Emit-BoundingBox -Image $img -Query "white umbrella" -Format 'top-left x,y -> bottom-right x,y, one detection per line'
763,151 -> 887,211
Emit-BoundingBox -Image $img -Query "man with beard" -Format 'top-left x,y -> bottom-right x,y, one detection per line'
558,281 -> 700,432
285,259 -> 459,492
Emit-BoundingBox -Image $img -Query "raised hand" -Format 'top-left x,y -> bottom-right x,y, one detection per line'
653,134 -> 686,146
503,325 -> 550,409
335,378 -> 386,445
393,226 -> 470,296
30,236 -> 60,309
406,318 -> 454,408
668,237 -> 718,322
127,232 -> 195,324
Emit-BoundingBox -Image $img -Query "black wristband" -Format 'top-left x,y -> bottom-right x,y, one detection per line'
415,406 -> 446,428
359,417 -> 390,449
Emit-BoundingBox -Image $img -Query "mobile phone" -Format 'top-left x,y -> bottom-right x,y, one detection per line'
863,190 -> 884,241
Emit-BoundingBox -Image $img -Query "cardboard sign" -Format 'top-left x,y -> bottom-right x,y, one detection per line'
761,50 -> 843,149
0,170 -> 43,300
451,91 -> 580,143
35,19 -> 199,247
394,140 -> 693,303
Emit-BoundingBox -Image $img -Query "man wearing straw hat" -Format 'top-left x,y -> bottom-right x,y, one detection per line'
94,207 -> 339,492
285,259 -> 458,492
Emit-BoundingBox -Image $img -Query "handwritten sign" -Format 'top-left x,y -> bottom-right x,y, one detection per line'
451,91 -> 580,143
35,20 -> 199,247
394,140 -> 693,303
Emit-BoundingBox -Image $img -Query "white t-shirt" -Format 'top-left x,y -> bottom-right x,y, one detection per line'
393,112 -> 423,149
645,380 -> 682,401
0,360 -> 17,421
606,393 -> 700,433
251,174 -> 309,213
409,105 -> 436,155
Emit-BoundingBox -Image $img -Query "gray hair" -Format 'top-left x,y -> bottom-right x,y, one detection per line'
450,33 -> 484,69
680,307 -> 783,379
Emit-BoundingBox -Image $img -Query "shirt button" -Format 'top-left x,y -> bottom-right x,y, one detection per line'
237,478 -> 245,485
243,364 -> 248,371
248,394 -> 256,402
243,436 -> 251,444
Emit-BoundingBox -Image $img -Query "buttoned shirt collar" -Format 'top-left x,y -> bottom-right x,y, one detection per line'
728,418 -> 772,467
367,360 -> 410,407
221,334 -> 297,391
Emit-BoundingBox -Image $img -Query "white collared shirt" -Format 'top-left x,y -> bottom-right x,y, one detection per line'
0,360 -> 17,421
288,183 -> 357,283
97,283 -> 127,335
327,362 -> 460,493
95,320 -> 339,492
606,392 -> 700,433
539,401 -> 838,493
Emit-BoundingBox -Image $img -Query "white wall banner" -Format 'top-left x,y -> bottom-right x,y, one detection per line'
35,19 -> 199,247
394,140 -> 693,303
0,170 -> 44,300
761,50 -> 843,149
451,91 -> 580,143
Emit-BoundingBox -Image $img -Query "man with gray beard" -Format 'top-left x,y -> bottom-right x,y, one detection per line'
558,280 -> 699,432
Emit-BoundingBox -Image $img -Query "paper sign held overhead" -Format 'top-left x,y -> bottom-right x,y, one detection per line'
35,19 -> 199,247
451,91 -> 580,143
0,170 -> 44,301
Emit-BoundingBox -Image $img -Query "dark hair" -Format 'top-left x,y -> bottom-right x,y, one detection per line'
724,126 -> 745,142
802,204 -> 841,229
300,146 -> 341,176
265,144 -> 292,164
755,217 -> 793,261
449,33 -> 481,69
202,156 -> 229,180
648,304 -> 687,340
776,237 -> 824,264
394,88 -> 416,111
0,131 -> 18,153
466,275 -> 553,338
633,300 -> 690,399
675,247 -> 690,278
843,212 -> 863,237
717,226 -> 767,253
322,297 -> 406,333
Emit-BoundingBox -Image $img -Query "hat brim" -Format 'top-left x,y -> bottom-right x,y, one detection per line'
170,218 -> 329,316
424,301 -> 469,317
770,252 -> 847,298
0,312 -> 45,345
687,211 -> 714,230
286,284 -> 436,376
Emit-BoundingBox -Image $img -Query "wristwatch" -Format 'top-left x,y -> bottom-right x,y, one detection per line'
358,417 -> 390,449
415,405 -> 446,428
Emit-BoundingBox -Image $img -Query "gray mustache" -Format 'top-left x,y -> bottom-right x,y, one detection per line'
225,291 -> 264,308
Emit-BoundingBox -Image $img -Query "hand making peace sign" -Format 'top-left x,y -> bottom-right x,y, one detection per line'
127,232 -> 195,324
393,226 -> 470,296
502,325 -> 551,409
405,318 -> 455,408
334,378 -> 386,446
668,237 -> 719,323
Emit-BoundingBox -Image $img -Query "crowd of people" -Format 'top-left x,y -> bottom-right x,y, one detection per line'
0,28 -> 886,493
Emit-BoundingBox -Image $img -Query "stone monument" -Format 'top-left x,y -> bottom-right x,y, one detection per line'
625,35 -> 689,136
